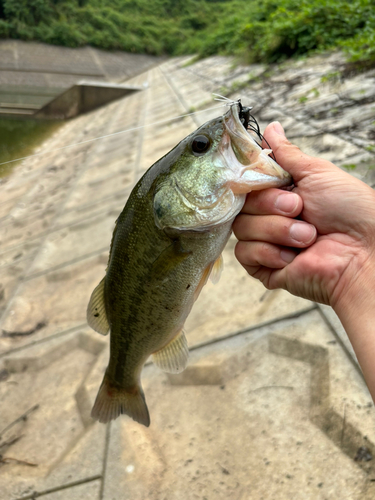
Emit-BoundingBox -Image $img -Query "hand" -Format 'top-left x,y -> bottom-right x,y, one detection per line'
233,121 -> 375,400
233,121 -> 375,311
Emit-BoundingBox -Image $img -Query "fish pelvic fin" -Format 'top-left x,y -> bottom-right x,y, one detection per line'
193,264 -> 212,302
91,373 -> 150,427
152,329 -> 189,374
210,253 -> 224,284
87,277 -> 110,336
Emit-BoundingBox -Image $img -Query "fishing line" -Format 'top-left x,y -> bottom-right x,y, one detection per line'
214,93 -> 277,162
213,93 -> 238,105
0,103 -> 229,167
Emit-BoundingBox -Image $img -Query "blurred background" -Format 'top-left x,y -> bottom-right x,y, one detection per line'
1,1 -> 375,499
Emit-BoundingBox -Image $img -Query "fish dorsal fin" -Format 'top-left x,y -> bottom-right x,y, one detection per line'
210,254 -> 224,284
106,218 -> 119,270
152,330 -> 189,374
87,277 -> 110,335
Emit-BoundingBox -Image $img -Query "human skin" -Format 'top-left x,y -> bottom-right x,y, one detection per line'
233,122 -> 375,401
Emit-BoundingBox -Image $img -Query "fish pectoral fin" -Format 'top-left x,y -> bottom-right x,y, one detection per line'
152,330 -> 189,374
87,277 -> 110,336
193,255 -> 223,302
210,254 -> 224,284
151,240 -> 192,281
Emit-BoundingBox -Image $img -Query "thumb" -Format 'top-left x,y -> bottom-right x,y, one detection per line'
263,122 -> 336,182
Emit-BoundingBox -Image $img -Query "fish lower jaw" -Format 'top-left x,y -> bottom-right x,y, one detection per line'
226,170 -> 288,194
228,154 -> 292,193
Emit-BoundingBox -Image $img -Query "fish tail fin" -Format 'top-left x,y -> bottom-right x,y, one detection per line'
91,372 -> 150,427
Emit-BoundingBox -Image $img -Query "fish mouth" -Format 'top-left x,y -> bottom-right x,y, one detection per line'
222,104 -> 292,193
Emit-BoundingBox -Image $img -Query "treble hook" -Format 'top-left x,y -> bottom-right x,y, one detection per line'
237,99 -> 253,130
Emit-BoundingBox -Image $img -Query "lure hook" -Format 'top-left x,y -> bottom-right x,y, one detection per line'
237,99 -> 277,163
237,99 -> 253,130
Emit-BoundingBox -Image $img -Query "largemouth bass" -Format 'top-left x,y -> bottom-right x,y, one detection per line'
87,102 -> 291,426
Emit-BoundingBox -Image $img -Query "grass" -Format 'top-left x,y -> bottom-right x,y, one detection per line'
0,0 -> 374,67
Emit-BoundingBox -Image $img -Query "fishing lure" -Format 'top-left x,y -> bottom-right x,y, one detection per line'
214,94 -> 277,163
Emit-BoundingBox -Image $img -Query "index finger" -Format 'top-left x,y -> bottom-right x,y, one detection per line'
241,188 -> 303,217
262,122 -> 338,183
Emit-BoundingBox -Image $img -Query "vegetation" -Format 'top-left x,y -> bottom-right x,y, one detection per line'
0,0 -> 374,65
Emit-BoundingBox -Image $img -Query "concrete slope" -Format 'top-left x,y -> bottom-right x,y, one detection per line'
0,53 -> 374,500
0,40 -> 161,116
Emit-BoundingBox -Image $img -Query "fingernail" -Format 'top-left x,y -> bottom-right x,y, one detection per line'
273,121 -> 285,136
280,249 -> 296,263
275,192 -> 298,213
290,222 -> 316,244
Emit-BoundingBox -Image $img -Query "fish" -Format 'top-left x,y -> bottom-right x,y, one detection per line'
87,101 -> 292,427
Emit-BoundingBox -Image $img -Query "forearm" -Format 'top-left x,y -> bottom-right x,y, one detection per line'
333,263 -> 375,402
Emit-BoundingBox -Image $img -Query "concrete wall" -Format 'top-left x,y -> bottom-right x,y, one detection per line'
36,82 -> 143,119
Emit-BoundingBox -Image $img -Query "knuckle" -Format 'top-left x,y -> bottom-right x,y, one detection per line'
233,214 -> 253,239
259,241 -> 274,257
265,216 -> 287,239
234,241 -> 248,263
232,215 -> 243,235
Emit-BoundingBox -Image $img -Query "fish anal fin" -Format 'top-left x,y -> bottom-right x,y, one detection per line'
91,373 -> 150,427
152,330 -> 189,374
210,254 -> 224,284
87,277 -> 110,336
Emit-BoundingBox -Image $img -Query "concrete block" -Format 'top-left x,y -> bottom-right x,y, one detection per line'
0,345 -> 95,497
62,161 -> 134,211
100,311 -> 375,499
26,210 -> 116,276
28,480 -> 101,500
0,253 -> 107,355
56,197 -> 124,229
292,133 -> 362,163
167,350 -> 246,386
36,82 -> 143,120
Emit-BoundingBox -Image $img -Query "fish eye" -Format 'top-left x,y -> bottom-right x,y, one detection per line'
191,135 -> 211,155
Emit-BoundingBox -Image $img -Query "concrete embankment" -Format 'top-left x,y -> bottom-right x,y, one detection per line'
0,47 -> 375,499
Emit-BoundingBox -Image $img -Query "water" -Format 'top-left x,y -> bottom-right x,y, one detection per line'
0,117 -> 62,178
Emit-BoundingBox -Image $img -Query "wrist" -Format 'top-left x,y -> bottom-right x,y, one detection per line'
333,254 -> 375,322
